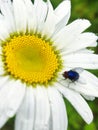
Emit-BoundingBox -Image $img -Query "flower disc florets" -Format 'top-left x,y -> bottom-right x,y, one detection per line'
2,33 -> 62,86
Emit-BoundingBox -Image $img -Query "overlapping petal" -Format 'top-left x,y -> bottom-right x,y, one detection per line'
0,79 -> 26,128
63,53 -> 98,69
48,87 -> 68,130
61,33 -> 97,54
54,0 -> 71,33
13,0 -> 27,33
15,86 -> 35,130
52,19 -> 91,49
34,86 -> 50,130
56,84 -> 93,124
0,0 -> 15,32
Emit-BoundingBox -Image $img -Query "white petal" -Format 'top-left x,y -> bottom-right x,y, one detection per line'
13,0 -> 27,33
55,0 -> 71,23
56,84 -> 93,124
52,19 -> 91,50
54,0 -> 71,33
5,80 -> 26,117
0,76 -> 9,89
82,94 -> 95,101
62,33 -> 98,54
41,0 -> 57,38
0,66 -> 5,76
15,86 -> 35,130
0,115 -> 9,128
0,56 -> 5,75
0,14 -> 3,19
81,70 -> 98,86
33,0 -> 48,33
0,0 -> 15,32
0,20 -> 10,40
34,86 -> 50,130
0,80 -> 26,118
73,49 -> 94,54
47,87 -> 68,130
63,53 -> 98,69
0,78 -> 10,128
68,82 -> 98,98
22,0 -> 36,33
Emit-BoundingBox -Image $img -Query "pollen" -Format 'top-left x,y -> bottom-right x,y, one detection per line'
2,34 -> 61,85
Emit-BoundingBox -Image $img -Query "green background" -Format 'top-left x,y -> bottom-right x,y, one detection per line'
1,0 -> 98,130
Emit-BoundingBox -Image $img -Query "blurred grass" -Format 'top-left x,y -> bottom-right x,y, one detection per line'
1,0 -> 98,130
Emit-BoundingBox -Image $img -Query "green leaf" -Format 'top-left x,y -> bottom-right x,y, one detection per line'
84,123 -> 97,130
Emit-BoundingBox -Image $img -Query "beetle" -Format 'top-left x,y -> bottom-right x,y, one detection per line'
63,70 -> 79,82
62,67 -> 84,82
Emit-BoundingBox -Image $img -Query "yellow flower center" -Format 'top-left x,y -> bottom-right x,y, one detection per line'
2,34 -> 61,85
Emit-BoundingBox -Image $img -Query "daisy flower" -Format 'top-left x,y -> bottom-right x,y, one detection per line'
0,0 -> 98,130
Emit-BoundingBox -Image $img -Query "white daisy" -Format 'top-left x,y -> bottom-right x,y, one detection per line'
0,0 -> 98,130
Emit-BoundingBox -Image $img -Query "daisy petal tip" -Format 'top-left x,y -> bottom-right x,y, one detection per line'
86,114 -> 93,124
64,0 -> 71,4
91,33 -> 98,43
84,109 -> 93,124
75,19 -> 91,30
0,115 -> 8,129
63,0 -> 71,10
6,108 -> 15,118
81,19 -> 91,27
